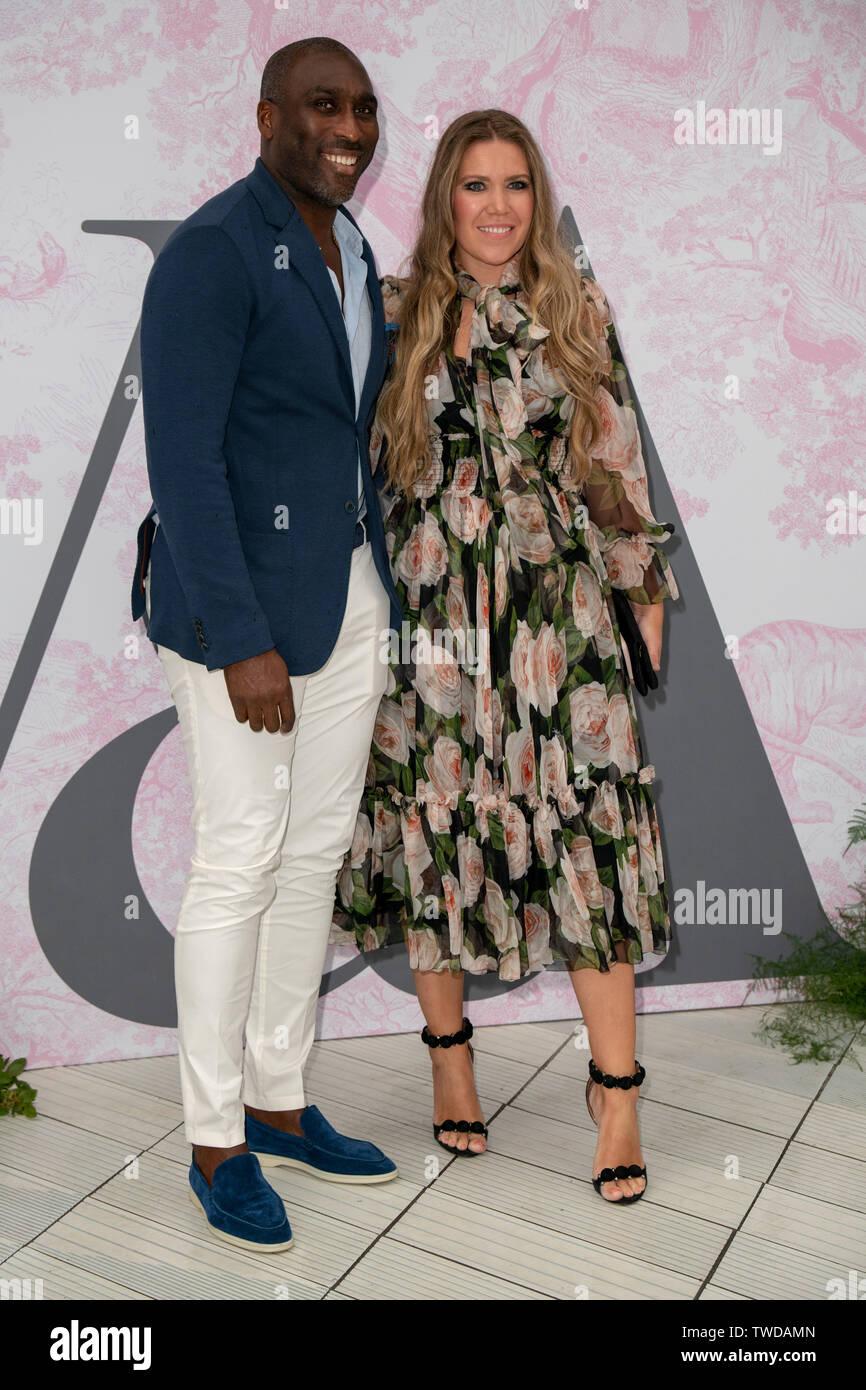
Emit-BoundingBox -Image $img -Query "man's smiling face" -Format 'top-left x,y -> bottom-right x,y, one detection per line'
259,49 -> 379,208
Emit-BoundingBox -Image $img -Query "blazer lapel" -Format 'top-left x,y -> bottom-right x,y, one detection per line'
358,237 -> 385,427
283,220 -> 355,406
244,158 -> 354,409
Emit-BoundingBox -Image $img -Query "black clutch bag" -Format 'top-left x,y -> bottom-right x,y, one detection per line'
611,589 -> 658,697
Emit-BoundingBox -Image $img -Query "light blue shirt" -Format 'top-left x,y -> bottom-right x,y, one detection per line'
326,210 -> 372,522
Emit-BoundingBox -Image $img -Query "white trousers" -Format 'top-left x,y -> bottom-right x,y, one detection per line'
147,541 -> 390,1146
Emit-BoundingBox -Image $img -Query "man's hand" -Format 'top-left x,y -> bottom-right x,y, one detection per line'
629,601 -> 664,673
223,648 -> 295,733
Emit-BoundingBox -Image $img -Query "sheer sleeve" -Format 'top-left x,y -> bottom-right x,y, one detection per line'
578,279 -> 679,606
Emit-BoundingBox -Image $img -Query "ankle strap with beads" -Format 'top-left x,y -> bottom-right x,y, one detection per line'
588,1057 -> 646,1089
421,1017 -> 473,1048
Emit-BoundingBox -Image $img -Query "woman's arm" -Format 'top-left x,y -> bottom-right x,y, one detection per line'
573,279 -> 679,669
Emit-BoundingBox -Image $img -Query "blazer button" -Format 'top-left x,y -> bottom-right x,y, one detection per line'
344,499 -> 356,513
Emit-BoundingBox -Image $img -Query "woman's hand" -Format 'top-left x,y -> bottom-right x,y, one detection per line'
629,601 -> 664,673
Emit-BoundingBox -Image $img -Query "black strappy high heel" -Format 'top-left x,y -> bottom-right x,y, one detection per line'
585,1057 -> 648,1204
421,1017 -> 489,1157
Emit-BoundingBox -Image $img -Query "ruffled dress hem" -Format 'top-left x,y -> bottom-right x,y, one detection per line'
332,759 -> 670,981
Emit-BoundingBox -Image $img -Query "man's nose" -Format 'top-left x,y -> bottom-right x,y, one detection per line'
331,106 -> 365,145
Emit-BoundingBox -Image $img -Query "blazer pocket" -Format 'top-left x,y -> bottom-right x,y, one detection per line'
237,526 -> 294,646
237,524 -> 294,572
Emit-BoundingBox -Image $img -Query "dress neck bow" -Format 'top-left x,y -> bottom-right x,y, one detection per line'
452,254 -> 549,360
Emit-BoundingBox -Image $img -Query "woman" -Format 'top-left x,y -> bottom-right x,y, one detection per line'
333,110 -> 679,1204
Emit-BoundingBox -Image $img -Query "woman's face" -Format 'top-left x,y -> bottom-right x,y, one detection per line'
451,138 -> 534,285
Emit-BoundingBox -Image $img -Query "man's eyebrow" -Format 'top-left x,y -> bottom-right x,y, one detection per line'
306,86 -> 378,107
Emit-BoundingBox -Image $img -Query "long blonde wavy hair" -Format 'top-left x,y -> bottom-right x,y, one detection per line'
377,109 -> 605,497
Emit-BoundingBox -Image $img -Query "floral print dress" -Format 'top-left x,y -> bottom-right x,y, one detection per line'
331,256 -> 679,980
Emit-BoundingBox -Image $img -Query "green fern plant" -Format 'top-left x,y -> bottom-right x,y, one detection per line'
0,1055 -> 38,1117
748,804 -> 866,1066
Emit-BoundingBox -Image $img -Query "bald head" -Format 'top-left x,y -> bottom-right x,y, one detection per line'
260,37 -> 359,107
257,39 -> 378,210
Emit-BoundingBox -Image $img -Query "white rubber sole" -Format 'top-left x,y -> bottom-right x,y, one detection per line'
186,1185 -> 295,1252
253,1151 -> 400,1184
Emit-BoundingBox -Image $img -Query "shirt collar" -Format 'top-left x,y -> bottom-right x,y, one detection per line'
333,208 -> 364,260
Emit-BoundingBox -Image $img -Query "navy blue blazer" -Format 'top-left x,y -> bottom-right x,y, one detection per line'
131,155 -> 402,674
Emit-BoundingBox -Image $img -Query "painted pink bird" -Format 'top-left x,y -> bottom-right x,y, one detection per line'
785,65 -> 866,157
0,232 -> 66,301
737,620 -> 866,824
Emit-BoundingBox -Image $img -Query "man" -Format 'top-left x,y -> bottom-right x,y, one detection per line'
130,37 -> 402,1252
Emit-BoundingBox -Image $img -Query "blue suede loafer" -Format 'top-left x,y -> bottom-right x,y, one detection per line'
246,1106 -> 398,1183
187,1151 -> 294,1251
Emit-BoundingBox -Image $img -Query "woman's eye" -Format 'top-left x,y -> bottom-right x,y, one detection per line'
462,179 -> 530,192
